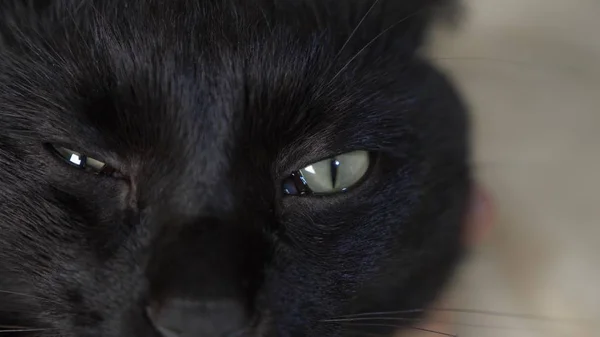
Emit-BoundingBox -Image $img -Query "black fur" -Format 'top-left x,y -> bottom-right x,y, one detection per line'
0,1 -> 470,336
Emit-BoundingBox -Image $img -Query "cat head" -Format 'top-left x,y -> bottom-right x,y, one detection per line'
0,1 -> 469,336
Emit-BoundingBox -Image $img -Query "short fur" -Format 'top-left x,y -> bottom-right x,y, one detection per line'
0,1 -> 470,336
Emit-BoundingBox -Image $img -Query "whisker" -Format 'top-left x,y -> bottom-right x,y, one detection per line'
0,290 -> 46,301
326,8 -> 425,85
339,329 -> 397,337
333,308 -> 588,323
333,308 -> 425,319
0,328 -> 50,333
0,289 -> 60,305
409,326 -> 457,337
323,317 -> 420,323
322,316 -> 543,331
312,0 -> 381,99
341,323 -> 456,337
335,0 -> 381,61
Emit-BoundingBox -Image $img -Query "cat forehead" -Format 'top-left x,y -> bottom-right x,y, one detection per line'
0,0 -> 447,163
7,16 -> 405,130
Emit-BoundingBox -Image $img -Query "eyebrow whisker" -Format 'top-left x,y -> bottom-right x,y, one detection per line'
335,0 -> 381,61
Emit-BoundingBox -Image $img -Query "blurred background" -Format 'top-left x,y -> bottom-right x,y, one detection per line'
416,0 -> 599,336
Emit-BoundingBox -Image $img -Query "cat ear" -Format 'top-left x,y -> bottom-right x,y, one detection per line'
463,185 -> 495,246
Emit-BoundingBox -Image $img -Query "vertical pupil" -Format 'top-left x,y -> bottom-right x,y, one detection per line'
331,159 -> 340,188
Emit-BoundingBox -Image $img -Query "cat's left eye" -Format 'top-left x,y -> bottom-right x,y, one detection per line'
49,145 -> 115,175
283,151 -> 371,196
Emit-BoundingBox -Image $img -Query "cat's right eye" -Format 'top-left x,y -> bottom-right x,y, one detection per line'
49,145 -> 117,176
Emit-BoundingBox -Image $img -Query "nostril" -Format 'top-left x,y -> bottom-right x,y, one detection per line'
145,298 -> 248,337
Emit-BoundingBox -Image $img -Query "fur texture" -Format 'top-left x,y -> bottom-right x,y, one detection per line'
0,1 -> 469,336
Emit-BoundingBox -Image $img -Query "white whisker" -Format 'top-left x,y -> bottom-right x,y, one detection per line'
340,322 -> 457,337
327,8 -> 424,86
332,307 -> 593,324
0,290 -> 59,305
335,0 -> 381,61
0,328 -> 50,333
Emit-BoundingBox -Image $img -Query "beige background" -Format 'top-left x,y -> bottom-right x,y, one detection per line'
414,0 -> 599,336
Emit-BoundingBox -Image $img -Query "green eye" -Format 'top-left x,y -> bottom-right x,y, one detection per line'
283,151 -> 370,195
50,145 -> 114,175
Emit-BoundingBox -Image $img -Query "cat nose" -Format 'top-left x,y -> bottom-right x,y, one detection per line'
146,298 -> 248,337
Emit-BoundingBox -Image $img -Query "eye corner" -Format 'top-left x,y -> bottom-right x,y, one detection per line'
282,171 -> 310,196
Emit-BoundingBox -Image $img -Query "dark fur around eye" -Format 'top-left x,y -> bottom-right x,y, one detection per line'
0,1 -> 469,337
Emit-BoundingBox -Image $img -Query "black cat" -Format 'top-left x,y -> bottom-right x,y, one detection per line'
0,0 -> 470,336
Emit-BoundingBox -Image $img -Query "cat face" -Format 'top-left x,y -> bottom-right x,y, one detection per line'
0,1 -> 469,336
